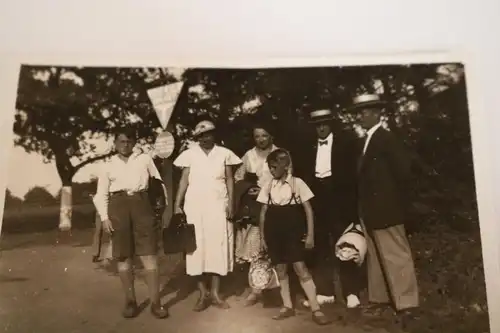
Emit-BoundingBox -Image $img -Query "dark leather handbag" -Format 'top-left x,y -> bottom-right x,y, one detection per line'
162,213 -> 197,254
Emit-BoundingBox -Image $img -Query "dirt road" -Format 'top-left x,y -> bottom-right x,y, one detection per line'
0,231 -> 392,333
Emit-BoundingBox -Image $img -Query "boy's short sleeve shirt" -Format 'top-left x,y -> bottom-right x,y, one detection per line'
256,175 -> 314,205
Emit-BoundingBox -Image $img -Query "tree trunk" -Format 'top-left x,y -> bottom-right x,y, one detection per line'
51,145 -> 114,231
54,152 -> 76,231
59,183 -> 73,231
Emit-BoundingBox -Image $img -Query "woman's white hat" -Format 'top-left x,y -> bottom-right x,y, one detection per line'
193,120 -> 216,137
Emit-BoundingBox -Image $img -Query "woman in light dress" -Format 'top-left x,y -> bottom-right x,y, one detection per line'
234,123 -> 279,306
173,120 -> 242,312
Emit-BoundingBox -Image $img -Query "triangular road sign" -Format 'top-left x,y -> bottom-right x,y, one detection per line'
147,81 -> 185,129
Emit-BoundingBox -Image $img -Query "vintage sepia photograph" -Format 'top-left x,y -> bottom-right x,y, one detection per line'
0,63 -> 490,333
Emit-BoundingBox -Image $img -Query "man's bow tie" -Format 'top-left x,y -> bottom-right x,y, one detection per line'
318,140 -> 328,146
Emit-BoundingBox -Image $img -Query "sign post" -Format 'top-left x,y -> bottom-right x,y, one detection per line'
147,80 -> 185,228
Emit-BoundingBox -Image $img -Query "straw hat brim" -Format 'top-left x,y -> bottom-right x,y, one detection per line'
308,115 -> 335,124
348,100 -> 388,110
193,127 -> 216,138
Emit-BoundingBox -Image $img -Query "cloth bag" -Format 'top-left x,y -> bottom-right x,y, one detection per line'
163,213 -> 197,254
335,223 -> 367,265
248,252 -> 280,290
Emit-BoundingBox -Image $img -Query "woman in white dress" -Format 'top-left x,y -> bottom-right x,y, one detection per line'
173,120 -> 242,312
234,123 -> 278,306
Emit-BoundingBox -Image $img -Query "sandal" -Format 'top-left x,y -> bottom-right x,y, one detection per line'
272,307 -> 295,320
312,310 -> 331,326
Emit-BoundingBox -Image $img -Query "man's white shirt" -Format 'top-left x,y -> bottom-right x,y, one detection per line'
362,122 -> 383,156
315,133 -> 333,178
93,151 -> 167,221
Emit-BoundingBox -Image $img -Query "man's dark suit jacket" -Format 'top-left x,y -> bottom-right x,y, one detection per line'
292,129 -> 360,235
357,127 -> 412,231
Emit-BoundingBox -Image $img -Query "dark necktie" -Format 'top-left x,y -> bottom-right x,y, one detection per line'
318,140 -> 328,146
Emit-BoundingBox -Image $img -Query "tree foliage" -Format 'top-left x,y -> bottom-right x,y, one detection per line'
14,63 -> 473,230
14,66 -> 176,185
4,189 -> 24,209
22,186 -> 57,207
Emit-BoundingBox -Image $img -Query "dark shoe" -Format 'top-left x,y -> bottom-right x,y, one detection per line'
312,310 -> 331,325
363,302 -> 390,309
151,302 -> 169,319
122,300 -> 139,319
92,256 -> 102,263
272,307 -> 295,320
396,307 -> 420,320
211,296 -> 230,309
362,303 -> 392,317
193,294 -> 210,312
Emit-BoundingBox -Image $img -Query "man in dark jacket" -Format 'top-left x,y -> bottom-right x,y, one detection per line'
352,93 -> 419,312
293,108 -> 364,308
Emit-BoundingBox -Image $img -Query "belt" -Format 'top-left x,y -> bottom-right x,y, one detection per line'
315,176 -> 332,183
110,189 -> 147,196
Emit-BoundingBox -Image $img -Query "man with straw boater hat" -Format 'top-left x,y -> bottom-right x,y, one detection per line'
295,106 -> 364,309
351,93 -> 419,314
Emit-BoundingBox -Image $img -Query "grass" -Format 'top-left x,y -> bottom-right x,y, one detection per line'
0,208 -> 491,333
1,204 -> 95,233
403,221 -> 489,333
330,220 -> 490,333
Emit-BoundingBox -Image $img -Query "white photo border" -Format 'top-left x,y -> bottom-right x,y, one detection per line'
0,1 -> 499,330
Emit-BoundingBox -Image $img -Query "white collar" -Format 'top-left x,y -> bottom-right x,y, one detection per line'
197,143 -> 218,152
114,149 -> 142,162
366,122 -> 383,138
318,133 -> 333,143
272,172 -> 293,185
253,144 -> 277,153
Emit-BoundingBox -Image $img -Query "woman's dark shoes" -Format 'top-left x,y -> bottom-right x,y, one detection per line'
211,295 -> 230,309
122,300 -> 139,319
272,307 -> 295,320
92,255 -> 102,263
151,302 -> 169,319
193,294 -> 210,312
311,310 -> 331,325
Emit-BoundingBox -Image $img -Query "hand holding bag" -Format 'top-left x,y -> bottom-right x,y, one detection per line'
163,213 -> 197,254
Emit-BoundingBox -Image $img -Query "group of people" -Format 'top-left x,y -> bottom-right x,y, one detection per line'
92,92 -> 420,326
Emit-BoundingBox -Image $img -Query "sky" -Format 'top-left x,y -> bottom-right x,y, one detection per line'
8,146 -> 97,198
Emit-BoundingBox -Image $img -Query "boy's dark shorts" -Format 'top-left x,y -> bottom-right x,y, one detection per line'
108,191 -> 159,259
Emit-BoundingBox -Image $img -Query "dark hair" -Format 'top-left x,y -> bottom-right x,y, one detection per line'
266,148 -> 291,167
114,127 -> 137,141
252,121 -> 274,137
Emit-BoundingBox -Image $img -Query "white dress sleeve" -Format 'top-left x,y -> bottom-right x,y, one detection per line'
173,149 -> 192,168
224,148 -> 243,166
